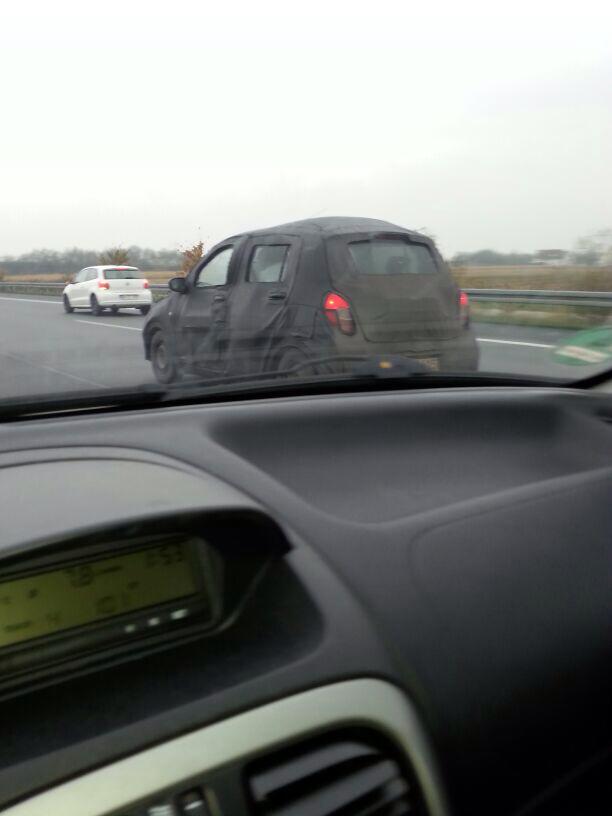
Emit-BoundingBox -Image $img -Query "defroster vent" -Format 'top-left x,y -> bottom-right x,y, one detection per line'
246,730 -> 425,816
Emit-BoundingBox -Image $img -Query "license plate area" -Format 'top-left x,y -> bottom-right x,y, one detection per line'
416,356 -> 440,370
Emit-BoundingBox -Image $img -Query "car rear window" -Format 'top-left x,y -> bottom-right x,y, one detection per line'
103,268 -> 143,279
348,239 -> 438,276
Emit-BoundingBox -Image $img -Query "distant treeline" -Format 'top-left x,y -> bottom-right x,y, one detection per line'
0,246 -> 182,276
451,243 -> 610,268
450,250 -> 535,266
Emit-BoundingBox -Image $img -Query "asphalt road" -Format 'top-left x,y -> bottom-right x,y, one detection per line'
0,294 -> 605,401
0,294 -> 154,399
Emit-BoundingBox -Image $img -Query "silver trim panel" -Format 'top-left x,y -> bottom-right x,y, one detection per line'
3,679 -> 450,816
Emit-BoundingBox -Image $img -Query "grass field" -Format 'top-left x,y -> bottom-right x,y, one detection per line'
1,270 -> 179,283
450,265 -> 612,329
5,265 -> 612,289
451,265 -> 612,292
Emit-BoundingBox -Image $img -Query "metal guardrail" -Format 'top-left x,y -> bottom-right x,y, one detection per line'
0,282 -> 168,291
465,289 -> 612,308
0,281 -> 169,301
1,281 -> 612,308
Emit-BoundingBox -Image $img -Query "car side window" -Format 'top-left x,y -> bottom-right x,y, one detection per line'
87,270 -> 97,281
247,245 -> 289,283
195,246 -> 234,288
74,269 -> 87,283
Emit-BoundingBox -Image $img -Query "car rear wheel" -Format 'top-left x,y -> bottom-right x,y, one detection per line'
150,331 -> 179,384
90,294 -> 103,316
276,347 -> 314,377
276,347 -> 344,377
140,306 -> 151,316
110,306 -> 119,315
63,295 -> 73,314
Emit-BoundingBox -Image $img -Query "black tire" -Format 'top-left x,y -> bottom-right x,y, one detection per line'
139,305 -> 151,316
90,294 -> 103,316
63,295 -> 73,314
275,347 -> 343,377
110,306 -> 119,315
150,331 -> 179,384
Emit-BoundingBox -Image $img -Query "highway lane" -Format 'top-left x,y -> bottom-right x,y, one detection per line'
0,294 -> 606,401
0,295 -> 155,399
476,322 -> 585,378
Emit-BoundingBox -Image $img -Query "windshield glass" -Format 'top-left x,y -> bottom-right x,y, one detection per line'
1,1 -> 611,407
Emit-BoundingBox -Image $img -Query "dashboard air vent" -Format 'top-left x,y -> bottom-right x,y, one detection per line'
246,732 -> 422,816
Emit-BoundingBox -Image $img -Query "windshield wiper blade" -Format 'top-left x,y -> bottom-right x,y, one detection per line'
0,383 -> 167,420
0,357 -> 568,422
156,354 -> 565,400
0,357 -> 419,420
160,353 -> 433,395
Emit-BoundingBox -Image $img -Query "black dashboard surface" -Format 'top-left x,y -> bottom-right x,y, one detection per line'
0,386 -> 611,815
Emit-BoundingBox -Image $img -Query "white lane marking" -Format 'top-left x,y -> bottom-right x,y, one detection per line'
0,297 -> 558,348
0,296 -> 60,305
477,337 -> 554,349
0,351 -> 108,389
75,320 -> 142,332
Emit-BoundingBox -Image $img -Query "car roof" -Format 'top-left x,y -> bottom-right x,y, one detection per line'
87,264 -> 140,271
231,216 -> 427,241
87,265 -> 140,272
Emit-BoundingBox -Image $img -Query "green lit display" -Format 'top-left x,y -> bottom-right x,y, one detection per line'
0,542 -> 197,649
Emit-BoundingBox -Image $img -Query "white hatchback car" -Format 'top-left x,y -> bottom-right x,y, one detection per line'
63,266 -> 153,316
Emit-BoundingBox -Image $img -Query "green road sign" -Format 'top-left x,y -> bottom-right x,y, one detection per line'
553,326 -> 612,366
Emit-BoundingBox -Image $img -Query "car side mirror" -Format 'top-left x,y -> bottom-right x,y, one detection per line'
169,277 -> 188,294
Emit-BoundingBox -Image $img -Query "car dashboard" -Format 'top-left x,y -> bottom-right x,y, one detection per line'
0,386 -> 610,816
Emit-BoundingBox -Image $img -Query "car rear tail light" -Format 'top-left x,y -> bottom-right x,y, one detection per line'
143,280 -> 150,289
324,292 -> 356,336
98,280 -> 110,290
459,290 -> 470,327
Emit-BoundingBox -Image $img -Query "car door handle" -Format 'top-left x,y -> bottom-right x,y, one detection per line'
213,294 -> 226,303
268,290 -> 287,300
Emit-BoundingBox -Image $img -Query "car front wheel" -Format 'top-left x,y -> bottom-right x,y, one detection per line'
63,295 -> 73,314
150,330 -> 179,384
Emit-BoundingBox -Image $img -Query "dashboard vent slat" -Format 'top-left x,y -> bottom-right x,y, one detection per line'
247,734 -> 421,816
251,741 -> 379,801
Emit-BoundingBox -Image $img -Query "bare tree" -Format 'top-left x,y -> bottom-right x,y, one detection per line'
99,247 -> 130,265
571,229 -> 612,266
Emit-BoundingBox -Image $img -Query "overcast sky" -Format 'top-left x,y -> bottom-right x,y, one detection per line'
1,0 -> 611,257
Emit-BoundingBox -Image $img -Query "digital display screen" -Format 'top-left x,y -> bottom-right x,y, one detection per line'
0,542 -> 199,649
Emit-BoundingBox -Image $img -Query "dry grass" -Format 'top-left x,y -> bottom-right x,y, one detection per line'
472,301 -> 612,330
7,270 -> 178,283
7,273 -> 67,282
143,270 -> 178,283
452,265 -> 612,292
10,263 -> 612,295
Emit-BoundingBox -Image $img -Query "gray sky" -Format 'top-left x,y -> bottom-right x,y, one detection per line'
1,0 -> 611,257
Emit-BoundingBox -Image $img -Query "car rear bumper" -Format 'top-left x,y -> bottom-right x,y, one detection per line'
97,291 -> 153,307
331,330 -> 480,372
